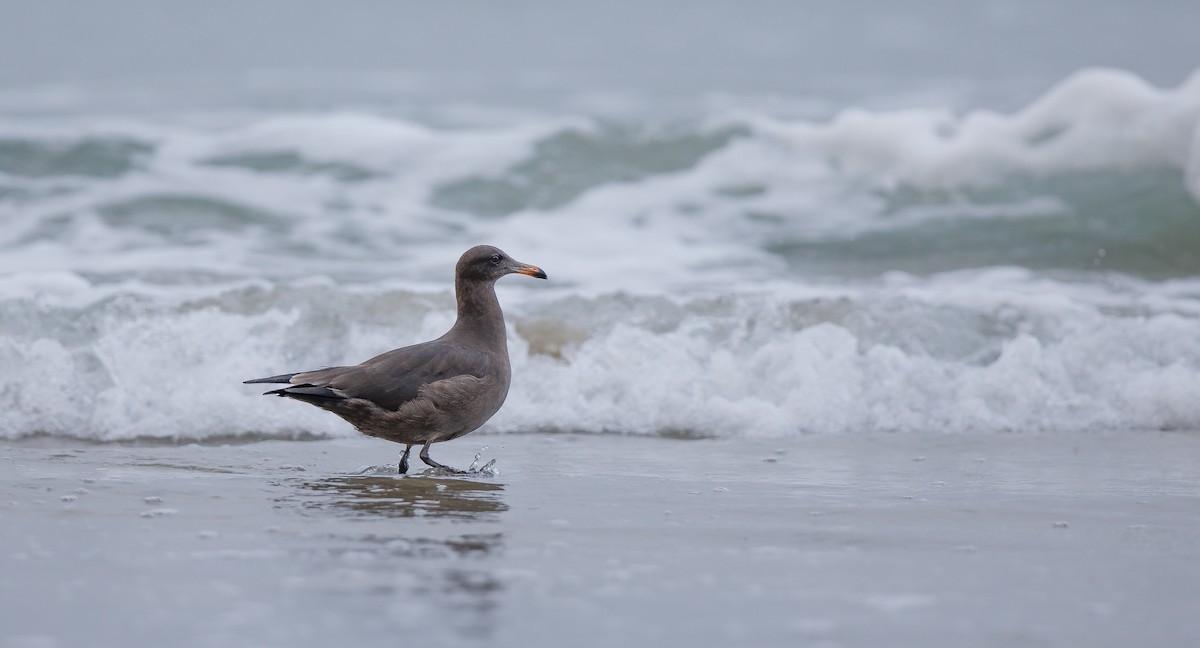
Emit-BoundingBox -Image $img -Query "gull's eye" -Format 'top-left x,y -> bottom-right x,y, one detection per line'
490,254 -> 501,264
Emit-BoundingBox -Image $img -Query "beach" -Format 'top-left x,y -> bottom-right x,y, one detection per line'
2,2 -> 1200,646
4,431 -> 1198,648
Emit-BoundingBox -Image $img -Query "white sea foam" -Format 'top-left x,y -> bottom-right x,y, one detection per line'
1,68 -> 1198,440
753,68 -> 1200,187
501,271 -> 1200,437
0,269 -> 1197,441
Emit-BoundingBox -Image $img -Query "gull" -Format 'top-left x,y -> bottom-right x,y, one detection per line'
245,245 -> 546,473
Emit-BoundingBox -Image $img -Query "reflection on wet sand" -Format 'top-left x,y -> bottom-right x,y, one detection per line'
280,473 -> 509,642
297,474 -> 508,521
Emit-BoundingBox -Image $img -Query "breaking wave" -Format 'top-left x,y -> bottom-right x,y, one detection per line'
2,67 -> 1199,441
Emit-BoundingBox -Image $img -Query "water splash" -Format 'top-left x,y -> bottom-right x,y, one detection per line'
466,446 -> 499,476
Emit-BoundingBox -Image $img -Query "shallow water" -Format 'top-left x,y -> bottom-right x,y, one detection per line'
3,434 -> 1199,648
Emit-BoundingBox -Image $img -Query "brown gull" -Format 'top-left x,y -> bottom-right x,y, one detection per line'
245,245 -> 547,473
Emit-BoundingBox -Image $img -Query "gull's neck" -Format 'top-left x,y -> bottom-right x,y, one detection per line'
451,277 -> 507,348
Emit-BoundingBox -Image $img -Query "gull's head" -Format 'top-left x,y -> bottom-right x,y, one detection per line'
456,245 -> 548,283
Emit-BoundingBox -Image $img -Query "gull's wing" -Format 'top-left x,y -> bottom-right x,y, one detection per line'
248,340 -> 490,412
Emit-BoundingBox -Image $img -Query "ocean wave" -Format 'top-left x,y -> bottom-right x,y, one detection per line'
757,68 -> 1200,190
0,135 -> 151,179
1,68 -> 1197,285
1,272 -> 1197,442
2,67 -> 1199,441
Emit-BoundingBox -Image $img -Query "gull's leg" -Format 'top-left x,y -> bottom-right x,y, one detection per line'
399,444 -> 412,474
419,441 -> 464,474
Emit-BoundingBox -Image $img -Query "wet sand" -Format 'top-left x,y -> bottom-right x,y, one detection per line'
2,432 -> 1198,648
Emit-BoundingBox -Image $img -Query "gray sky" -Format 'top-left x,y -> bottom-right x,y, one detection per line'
1,1 -> 1196,112
4,2 -> 1197,80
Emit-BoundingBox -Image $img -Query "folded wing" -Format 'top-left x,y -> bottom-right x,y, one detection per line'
246,340 -> 490,412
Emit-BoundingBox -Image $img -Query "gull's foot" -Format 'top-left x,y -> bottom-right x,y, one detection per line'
420,464 -> 498,477
417,442 -> 498,476
398,445 -> 412,475
418,454 -> 466,475
423,459 -> 498,477
424,466 -> 468,476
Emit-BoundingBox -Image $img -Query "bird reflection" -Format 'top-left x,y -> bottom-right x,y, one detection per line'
296,474 -> 507,521
282,473 -> 507,640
